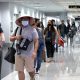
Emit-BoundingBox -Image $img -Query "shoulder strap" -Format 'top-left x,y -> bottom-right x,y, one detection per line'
12,27 -> 19,47
19,27 -> 22,35
18,27 -> 23,44
14,27 -> 22,35
14,27 -> 19,36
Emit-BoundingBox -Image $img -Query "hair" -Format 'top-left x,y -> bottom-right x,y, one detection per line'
34,18 -> 40,27
51,19 -> 55,22
40,21 -> 44,29
37,22 -> 40,27
34,18 -> 39,23
61,20 -> 64,22
72,21 -> 75,27
44,20 -> 56,34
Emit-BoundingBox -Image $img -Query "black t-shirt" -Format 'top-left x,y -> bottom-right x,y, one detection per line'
0,27 -> 3,33
58,24 -> 66,34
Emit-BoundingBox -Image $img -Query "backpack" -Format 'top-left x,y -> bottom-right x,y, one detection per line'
68,27 -> 75,38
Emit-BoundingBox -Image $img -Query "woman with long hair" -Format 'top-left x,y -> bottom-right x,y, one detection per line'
44,20 -> 56,62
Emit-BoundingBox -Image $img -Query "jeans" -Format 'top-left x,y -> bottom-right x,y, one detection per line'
0,49 -> 2,80
34,41 -> 44,72
66,34 -> 69,46
61,34 -> 65,38
70,37 -> 73,46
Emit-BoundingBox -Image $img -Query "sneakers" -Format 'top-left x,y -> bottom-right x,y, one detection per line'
46,58 -> 52,63
46,58 -> 55,63
35,70 -> 40,74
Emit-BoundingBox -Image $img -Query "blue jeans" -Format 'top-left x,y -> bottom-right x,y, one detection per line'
34,41 -> 44,72
55,43 -> 58,52
61,34 -> 65,38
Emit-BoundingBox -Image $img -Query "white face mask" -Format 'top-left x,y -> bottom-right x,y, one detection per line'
22,21 -> 29,27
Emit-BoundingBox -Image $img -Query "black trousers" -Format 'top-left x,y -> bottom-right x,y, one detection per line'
45,41 -> 55,58
0,49 -> 2,80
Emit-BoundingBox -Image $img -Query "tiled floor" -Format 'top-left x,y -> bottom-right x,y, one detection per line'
1,34 -> 80,80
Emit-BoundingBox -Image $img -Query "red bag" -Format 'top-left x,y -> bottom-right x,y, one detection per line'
58,37 -> 64,47
54,28 -> 64,47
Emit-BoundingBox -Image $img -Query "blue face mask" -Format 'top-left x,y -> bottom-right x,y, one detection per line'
22,21 -> 29,27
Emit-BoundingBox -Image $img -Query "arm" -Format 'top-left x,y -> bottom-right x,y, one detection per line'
34,38 -> 39,54
0,27 -> 5,47
32,29 -> 39,59
57,25 -> 61,36
54,27 -> 61,39
44,28 -> 47,35
44,28 -> 48,39
1,33 -> 5,42
0,33 -> 5,47
10,27 -> 22,42
10,35 -> 22,42
10,34 -> 16,42
32,38 -> 39,59
0,26 -> 5,42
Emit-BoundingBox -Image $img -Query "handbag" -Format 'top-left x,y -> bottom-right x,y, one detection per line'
54,28 -> 64,47
4,45 -> 16,64
58,37 -> 64,47
4,27 -> 19,64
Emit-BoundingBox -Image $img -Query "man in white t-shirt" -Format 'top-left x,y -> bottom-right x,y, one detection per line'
10,16 -> 38,80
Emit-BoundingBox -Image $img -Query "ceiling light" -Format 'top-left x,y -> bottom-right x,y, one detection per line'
69,5 -> 80,9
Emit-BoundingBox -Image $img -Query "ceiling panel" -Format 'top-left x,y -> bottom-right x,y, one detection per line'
0,0 -> 80,12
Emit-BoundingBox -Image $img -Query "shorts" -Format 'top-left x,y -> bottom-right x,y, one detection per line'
15,55 -> 35,72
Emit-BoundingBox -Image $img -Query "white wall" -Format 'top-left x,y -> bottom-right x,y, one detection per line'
9,3 -> 45,19
0,2 -> 46,43
9,2 -> 46,31
0,12 -> 1,22
0,2 -> 10,43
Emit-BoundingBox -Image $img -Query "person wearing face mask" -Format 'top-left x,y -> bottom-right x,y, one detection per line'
51,19 -> 59,52
44,20 -> 56,62
22,20 -> 29,27
10,16 -> 39,80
